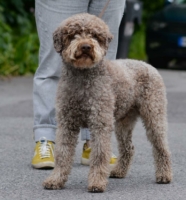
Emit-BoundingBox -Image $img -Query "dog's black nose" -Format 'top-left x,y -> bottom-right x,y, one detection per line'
81,44 -> 91,51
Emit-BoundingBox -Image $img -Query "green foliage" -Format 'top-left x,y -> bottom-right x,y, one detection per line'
141,0 -> 165,21
128,0 -> 165,60
128,24 -> 147,60
0,1 -> 39,76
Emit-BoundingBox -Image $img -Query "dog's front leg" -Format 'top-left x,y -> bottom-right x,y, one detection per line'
87,113 -> 114,193
43,122 -> 79,190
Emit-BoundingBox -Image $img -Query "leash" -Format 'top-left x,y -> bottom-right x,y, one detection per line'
98,0 -> 111,18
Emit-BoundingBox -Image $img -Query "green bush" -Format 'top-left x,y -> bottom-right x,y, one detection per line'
128,24 -> 147,61
128,0 -> 164,60
141,0 -> 164,21
0,1 -> 39,76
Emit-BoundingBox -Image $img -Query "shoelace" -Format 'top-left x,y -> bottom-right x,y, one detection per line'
39,137 -> 53,159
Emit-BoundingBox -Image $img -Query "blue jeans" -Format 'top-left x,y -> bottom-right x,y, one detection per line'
33,0 -> 126,142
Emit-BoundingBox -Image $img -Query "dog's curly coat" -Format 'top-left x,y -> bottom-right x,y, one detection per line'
43,13 -> 172,192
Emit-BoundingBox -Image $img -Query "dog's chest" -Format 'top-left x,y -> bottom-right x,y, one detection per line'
67,77 -> 100,109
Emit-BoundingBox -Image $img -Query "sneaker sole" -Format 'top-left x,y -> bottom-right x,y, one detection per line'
81,157 -> 116,169
32,161 -> 54,169
81,157 -> 90,166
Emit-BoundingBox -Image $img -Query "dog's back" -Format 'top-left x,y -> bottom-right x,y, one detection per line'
109,59 -> 162,83
105,59 -> 166,120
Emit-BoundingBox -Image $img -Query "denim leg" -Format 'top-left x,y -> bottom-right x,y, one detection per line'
34,0 -> 89,142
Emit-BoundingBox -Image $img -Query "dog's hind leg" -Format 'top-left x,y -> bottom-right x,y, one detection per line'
110,109 -> 138,178
139,90 -> 172,184
43,122 -> 80,190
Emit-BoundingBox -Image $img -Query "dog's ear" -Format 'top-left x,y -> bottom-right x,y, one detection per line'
53,27 -> 63,53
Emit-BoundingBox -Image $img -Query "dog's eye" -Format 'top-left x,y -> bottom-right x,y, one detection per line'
93,34 -> 99,41
69,34 -> 75,40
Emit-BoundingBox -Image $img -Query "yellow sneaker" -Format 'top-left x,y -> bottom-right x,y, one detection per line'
31,137 -> 55,169
81,143 -> 117,167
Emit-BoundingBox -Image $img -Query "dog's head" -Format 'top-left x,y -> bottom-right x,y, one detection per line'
53,13 -> 113,69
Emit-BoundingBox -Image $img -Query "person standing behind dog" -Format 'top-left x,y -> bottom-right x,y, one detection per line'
32,0 -> 126,169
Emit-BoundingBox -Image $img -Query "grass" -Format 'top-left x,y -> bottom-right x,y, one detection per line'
128,24 -> 147,61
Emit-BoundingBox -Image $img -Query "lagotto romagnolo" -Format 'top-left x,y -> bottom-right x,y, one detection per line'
43,13 -> 172,192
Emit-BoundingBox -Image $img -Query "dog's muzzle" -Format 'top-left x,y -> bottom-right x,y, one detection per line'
76,43 -> 94,60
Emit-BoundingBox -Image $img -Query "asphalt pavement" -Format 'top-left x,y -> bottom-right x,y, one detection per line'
0,69 -> 186,200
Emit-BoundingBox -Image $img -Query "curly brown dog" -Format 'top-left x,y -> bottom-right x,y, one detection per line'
43,13 -> 172,192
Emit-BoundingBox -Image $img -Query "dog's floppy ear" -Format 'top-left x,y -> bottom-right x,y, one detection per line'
53,27 -> 63,53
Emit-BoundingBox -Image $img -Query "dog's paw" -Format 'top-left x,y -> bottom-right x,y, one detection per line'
109,169 -> 126,178
88,185 -> 106,193
156,175 -> 172,184
43,176 -> 65,190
